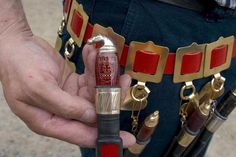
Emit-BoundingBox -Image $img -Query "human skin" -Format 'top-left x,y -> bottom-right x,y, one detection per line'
0,0 -> 135,147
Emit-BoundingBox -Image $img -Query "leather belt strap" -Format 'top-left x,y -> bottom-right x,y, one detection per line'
79,20 -> 236,76
77,21 -> 236,75
64,0 -> 236,83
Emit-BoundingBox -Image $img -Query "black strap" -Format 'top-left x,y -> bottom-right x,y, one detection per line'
158,0 -> 236,18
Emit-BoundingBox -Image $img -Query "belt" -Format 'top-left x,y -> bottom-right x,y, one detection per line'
63,0 -> 236,84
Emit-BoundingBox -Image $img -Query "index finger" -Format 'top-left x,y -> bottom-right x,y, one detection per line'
24,77 -> 96,123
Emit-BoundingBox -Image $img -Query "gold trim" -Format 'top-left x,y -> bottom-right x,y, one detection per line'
122,96 -> 147,111
128,143 -> 147,155
125,41 -> 169,83
121,81 -> 149,111
178,130 -> 195,147
179,94 -> 199,122
180,81 -> 196,100
92,24 -> 125,60
198,101 -> 211,117
67,0 -> 88,47
130,81 -> 150,102
174,43 -> 206,83
204,36 -> 234,77
211,73 -> 226,93
95,88 -> 121,114
144,111 -> 159,128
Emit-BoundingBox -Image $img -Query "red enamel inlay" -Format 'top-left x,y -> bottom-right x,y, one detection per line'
210,45 -> 228,69
133,50 -> 160,75
181,52 -> 203,74
96,53 -> 119,86
71,10 -> 83,37
100,144 -> 119,157
164,53 -> 176,75
64,0 -> 72,14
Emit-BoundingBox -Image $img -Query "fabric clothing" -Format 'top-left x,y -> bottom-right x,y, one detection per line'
59,0 -> 236,156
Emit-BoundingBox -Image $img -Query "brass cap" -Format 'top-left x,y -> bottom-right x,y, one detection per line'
199,101 -> 211,116
144,111 -> 159,128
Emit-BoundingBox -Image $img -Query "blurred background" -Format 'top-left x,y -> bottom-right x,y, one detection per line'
0,0 -> 235,156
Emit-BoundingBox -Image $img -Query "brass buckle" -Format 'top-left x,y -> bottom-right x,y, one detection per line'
204,36 -> 234,77
92,24 -> 125,59
174,43 -> 206,83
125,41 -> 169,83
67,0 -> 88,47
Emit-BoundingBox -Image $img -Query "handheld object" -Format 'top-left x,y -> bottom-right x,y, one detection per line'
88,35 -> 123,157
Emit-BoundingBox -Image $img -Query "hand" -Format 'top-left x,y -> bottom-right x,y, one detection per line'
0,35 -> 135,147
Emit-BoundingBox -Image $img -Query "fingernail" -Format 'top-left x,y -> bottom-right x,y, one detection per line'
80,108 -> 97,123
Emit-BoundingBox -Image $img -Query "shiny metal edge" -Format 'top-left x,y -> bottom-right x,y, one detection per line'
95,87 -> 121,114
206,111 -> 226,133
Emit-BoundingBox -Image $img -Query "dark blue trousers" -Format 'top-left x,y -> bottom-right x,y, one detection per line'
59,0 -> 236,156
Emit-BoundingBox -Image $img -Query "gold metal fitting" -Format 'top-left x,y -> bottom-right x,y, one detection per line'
211,73 -> 226,93
92,24 -> 125,60
131,81 -> 150,102
128,143 -> 147,155
125,41 -> 169,83
198,81 -> 224,104
174,36 -> 234,83
67,0 -> 88,47
122,86 -> 148,111
204,36 -> 234,77
64,38 -> 75,59
178,129 -> 196,147
95,87 -> 121,114
174,42 -> 206,83
199,101 -> 211,117
179,94 -> 199,122
180,81 -> 196,101
144,111 -> 159,128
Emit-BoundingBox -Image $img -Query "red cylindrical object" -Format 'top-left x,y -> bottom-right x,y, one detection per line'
89,35 -> 123,157
186,109 -> 208,133
95,52 -> 119,86
137,125 -> 156,142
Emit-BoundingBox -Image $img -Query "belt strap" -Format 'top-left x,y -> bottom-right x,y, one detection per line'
73,19 -> 236,76
65,0 -> 236,84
